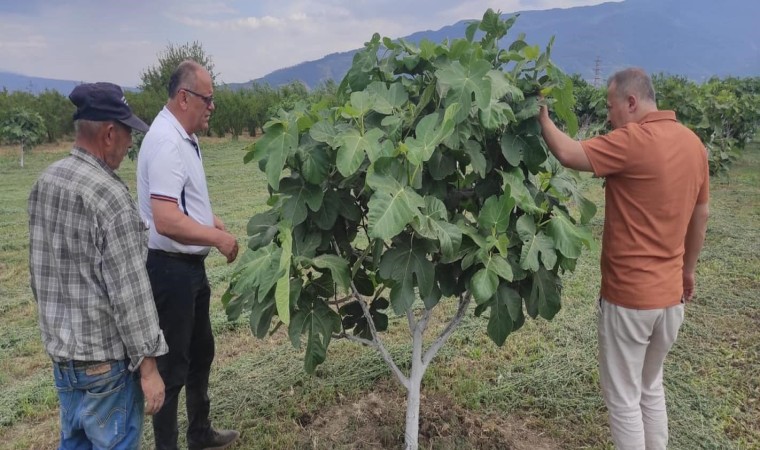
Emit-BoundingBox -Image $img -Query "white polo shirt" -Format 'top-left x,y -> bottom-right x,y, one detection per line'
137,107 -> 214,255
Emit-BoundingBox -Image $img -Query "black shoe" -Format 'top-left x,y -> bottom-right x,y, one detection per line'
187,428 -> 240,450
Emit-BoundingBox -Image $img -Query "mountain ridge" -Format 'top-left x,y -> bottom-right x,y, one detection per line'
3,0 -> 758,94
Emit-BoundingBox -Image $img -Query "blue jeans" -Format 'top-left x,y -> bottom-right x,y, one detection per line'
53,359 -> 144,450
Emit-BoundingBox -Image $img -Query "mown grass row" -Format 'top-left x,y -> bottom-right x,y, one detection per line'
0,137 -> 757,449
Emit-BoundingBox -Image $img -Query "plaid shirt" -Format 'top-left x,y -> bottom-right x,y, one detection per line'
28,147 -> 168,371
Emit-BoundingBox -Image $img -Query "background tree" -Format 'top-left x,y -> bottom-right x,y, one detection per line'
223,10 -> 594,450
34,90 -> 75,142
139,41 -> 217,96
0,109 -> 46,167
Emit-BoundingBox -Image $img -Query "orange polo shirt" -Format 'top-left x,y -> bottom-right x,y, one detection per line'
580,111 -> 709,309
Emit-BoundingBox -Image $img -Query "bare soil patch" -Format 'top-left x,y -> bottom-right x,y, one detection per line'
298,380 -> 561,449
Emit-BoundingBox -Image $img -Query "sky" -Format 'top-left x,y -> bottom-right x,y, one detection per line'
0,0 -> 620,87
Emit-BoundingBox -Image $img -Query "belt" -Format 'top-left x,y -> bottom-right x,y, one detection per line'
55,359 -> 110,368
55,359 -> 121,376
148,248 -> 207,263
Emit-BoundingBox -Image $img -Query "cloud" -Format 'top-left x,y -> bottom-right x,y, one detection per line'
0,0 -> 623,86
169,14 -> 288,30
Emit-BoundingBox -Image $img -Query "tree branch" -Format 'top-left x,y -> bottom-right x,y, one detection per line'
422,291 -> 471,368
332,237 -> 409,389
335,332 -> 377,349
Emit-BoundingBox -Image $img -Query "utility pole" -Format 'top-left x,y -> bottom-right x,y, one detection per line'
593,57 -> 602,87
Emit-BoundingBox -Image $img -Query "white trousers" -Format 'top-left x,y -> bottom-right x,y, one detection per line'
598,297 -> 685,450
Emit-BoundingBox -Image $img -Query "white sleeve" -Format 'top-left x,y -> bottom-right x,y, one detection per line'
146,138 -> 187,203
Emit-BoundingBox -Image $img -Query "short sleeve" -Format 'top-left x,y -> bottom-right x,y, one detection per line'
697,147 -> 710,204
580,127 -> 632,177
146,138 -> 187,202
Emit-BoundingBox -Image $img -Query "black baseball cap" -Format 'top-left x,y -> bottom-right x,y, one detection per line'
69,82 -> 149,133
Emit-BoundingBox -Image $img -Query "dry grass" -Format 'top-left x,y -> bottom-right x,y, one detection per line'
0,137 -> 758,449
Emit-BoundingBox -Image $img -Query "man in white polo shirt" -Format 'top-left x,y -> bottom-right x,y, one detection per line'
137,60 -> 239,450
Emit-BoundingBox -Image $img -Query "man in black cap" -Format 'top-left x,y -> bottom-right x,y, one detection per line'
29,82 -> 168,449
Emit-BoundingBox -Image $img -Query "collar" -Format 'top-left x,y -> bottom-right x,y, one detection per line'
638,110 -> 677,125
159,106 -> 200,149
70,147 -> 127,187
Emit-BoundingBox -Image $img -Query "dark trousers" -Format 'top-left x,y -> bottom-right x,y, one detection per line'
147,251 -> 215,450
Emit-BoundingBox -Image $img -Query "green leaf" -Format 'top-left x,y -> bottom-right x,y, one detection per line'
436,60 -> 492,123
349,91 -> 372,115
471,267 -> 498,304
405,112 -> 441,166
366,174 -> 424,240
516,215 -> 557,271
250,290 -> 276,338
253,121 -> 298,190
546,211 -> 593,259
549,171 -> 597,225
275,224 -> 293,324
522,44 -> 540,61
289,299 -> 341,373
231,244 -> 283,303
514,96 -> 540,122
527,267 -> 562,320
299,143 -> 330,185
427,149 -> 457,180
405,105 -> 458,166
336,128 -> 385,176
478,195 -> 515,234
362,128 -> 390,163
312,189 -> 340,230
413,197 -> 462,259
549,68 -> 579,137
309,120 -> 338,147
522,133 -> 548,173
486,70 -> 524,102
500,132 -> 527,167
335,129 -> 366,177
378,242 -> 435,314
247,210 -> 279,251
482,253 -> 514,282
487,284 -> 522,346
292,225 -> 321,258
310,254 -> 351,293
367,81 -> 408,114
464,140 -> 486,178
500,168 -> 545,215
280,178 -> 324,227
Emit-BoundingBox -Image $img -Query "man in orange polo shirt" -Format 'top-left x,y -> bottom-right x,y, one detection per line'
538,67 -> 709,449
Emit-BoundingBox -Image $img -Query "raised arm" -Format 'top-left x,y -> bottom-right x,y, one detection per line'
538,105 -> 593,172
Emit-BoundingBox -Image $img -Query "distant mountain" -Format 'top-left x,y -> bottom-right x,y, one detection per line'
0,72 -> 84,95
3,0 -> 758,94
233,0 -> 759,89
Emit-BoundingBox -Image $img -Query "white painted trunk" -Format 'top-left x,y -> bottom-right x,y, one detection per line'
404,327 -> 425,450
19,144 -> 24,168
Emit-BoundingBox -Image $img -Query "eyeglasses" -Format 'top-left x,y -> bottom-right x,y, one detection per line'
181,88 -> 214,106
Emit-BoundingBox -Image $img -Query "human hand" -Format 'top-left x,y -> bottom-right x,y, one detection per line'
140,358 -> 165,415
217,231 -> 239,264
682,270 -> 696,302
538,97 -> 551,123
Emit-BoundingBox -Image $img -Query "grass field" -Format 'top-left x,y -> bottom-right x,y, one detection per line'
0,136 -> 757,449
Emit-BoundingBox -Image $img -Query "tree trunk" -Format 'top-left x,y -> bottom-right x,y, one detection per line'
19,144 -> 24,168
404,324 -> 425,450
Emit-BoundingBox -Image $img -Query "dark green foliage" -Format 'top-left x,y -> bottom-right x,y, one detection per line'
223,10 -> 596,374
0,108 -> 46,167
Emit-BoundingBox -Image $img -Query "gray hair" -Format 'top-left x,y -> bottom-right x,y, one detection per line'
607,68 -> 656,103
168,60 -> 203,98
74,119 -> 108,138
74,119 -> 126,138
